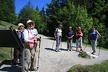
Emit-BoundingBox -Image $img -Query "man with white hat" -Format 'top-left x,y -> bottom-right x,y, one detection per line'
23,20 -> 38,71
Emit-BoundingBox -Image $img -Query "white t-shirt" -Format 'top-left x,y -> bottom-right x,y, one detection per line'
23,28 -> 34,42
55,28 -> 62,36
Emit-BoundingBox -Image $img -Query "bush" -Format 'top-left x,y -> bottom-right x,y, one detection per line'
78,51 -> 88,58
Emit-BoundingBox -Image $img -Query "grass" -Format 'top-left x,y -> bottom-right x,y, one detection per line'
0,21 -> 17,29
67,60 -> 108,72
0,47 -> 14,63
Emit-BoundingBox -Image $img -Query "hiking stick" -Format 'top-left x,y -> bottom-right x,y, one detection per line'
98,37 -> 102,56
37,37 -> 41,70
83,39 -> 89,51
52,39 -> 55,49
98,46 -> 101,56
83,44 -> 87,51
60,36 -> 62,49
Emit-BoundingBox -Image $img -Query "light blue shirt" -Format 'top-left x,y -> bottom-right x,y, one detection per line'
31,28 -> 38,36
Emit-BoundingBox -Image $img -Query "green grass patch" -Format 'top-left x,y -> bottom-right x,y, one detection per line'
68,60 -> 108,72
0,21 -> 17,29
0,47 -> 13,63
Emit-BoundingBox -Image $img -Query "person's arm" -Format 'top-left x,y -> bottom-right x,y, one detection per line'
96,30 -> 101,38
54,28 -> 57,37
23,29 -> 38,44
80,32 -> 83,36
71,31 -> 74,38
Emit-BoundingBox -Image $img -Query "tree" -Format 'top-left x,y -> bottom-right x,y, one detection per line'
35,6 -> 39,12
18,1 -> 47,34
18,1 -> 34,26
0,0 -> 17,23
46,0 -> 93,43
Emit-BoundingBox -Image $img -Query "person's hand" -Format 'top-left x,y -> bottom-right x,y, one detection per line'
35,41 -> 38,44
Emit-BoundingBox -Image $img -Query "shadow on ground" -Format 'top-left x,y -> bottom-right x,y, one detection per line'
45,45 -> 76,52
45,48 -> 68,51
0,60 -> 21,72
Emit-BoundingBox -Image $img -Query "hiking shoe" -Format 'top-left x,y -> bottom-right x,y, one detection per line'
55,50 -> 60,52
69,49 -> 72,51
29,68 -> 37,71
80,48 -> 82,51
91,52 -> 95,55
67,49 -> 69,51
76,48 -> 78,52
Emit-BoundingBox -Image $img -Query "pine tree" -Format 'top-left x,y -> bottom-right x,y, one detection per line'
0,0 -> 17,23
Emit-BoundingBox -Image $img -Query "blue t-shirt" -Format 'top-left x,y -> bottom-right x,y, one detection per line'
90,31 -> 98,40
66,30 -> 74,39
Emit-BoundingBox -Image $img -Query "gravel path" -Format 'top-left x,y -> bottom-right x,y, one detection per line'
0,34 -> 108,72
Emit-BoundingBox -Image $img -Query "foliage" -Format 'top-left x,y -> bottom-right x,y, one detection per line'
70,0 -> 108,48
46,0 -> 93,42
78,51 -> 88,58
0,0 -> 17,23
0,48 -> 13,63
68,60 -> 108,72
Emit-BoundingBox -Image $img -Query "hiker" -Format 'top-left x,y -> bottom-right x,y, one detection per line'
23,20 -> 38,71
89,26 -> 101,55
54,24 -> 62,52
31,23 -> 40,41
13,23 -> 24,65
66,26 -> 74,51
76,27 -> 83,52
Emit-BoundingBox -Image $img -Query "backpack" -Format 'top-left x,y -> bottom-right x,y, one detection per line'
16,30 -> 24,43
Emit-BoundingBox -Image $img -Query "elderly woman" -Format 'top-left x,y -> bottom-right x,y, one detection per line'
76,27 -> 83,52
89,26 -> 101,55
23,20 -> 38,71
13,23 -> 24,65
54,24 -> 62,52
66,26 -> 74,51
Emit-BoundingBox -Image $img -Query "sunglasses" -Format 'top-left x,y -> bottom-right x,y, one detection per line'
28,23 -> 33,25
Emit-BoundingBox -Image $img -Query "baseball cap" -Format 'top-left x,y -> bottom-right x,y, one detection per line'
18,23 -> 24,27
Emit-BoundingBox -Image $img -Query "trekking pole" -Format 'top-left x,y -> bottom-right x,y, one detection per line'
98,37 -> 102,56
98,46 -> 101,56
61,36 -> 62,49
52,39 -> 55,49
83,43 -> 88,51
83,38 -> 89,51
37,37 -> 41,70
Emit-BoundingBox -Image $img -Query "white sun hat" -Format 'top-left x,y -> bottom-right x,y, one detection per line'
18,23 -> 24,27
26,20 -> 34,24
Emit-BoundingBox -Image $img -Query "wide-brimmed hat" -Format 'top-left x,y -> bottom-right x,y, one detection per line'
26,20 -> 34,24
18,23 -> 24,27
